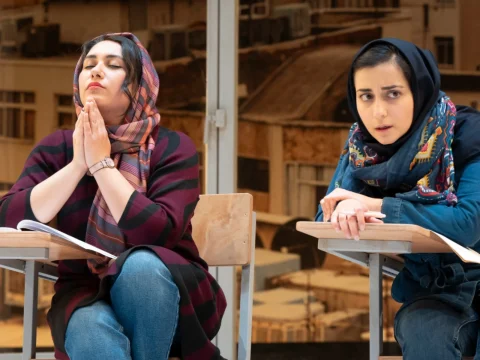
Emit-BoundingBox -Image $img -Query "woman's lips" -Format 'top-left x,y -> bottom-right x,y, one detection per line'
87,82 -> 104,90
375,125 -> 392,132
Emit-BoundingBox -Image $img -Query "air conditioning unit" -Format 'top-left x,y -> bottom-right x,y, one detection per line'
239,1 -> 270,20
23,23 -> 60,57
0,19 -> 18,50
251,2 -> 269,19
272,3 -> 311,40
150,25 -> 189,61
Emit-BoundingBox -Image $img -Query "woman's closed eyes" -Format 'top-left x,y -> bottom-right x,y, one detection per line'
84,63 -> 123,70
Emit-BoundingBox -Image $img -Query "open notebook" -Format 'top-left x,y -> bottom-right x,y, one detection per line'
0,220 -> 115,259
433,232 -> 480,264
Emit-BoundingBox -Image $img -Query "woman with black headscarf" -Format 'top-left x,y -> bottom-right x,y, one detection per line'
316,38 -> 480,359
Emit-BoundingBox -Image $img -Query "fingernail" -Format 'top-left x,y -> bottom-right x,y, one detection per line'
335,228 -> 340,233
354,236 -> 359,241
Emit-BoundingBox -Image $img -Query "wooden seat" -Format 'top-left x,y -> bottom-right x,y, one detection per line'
6,193 -> 255,360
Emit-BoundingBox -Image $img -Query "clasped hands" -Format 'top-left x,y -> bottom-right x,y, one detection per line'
320,188 -> 384,241
72,97 -> 112,173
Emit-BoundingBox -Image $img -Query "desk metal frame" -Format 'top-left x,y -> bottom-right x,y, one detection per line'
0,250 -> 58,360
318,238 -> 405,360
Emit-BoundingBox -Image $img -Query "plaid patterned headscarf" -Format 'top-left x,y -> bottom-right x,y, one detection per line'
73,32 -> 161,273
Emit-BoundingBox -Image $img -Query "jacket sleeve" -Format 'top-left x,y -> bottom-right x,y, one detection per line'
0,131 -> 67,227
382,156 -> 480,248
117,131 -> 200,249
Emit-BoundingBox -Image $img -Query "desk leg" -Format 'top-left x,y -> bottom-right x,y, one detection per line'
23,261 -> 39,360
369,253 -> 383,360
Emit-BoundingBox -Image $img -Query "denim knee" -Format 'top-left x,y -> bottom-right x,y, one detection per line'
110,249 -> 180,355
113,249 -> 178,297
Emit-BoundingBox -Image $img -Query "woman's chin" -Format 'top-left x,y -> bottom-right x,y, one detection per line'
372,137 -> 398,145
80,93 -> 102,106
87,93 -> 104,102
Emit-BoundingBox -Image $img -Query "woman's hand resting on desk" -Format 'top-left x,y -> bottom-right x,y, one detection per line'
320,189 -> 384,240
320,188 -> 382,221
331,199 -> 383,240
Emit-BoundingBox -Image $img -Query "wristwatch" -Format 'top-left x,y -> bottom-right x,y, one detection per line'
87,157 -> 115,176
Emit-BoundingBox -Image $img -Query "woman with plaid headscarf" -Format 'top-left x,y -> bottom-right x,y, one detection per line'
0,33 -> 226,360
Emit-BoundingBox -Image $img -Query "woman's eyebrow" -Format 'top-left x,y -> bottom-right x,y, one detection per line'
356,85 -> 404,92
381,85 -> 403,90
85,54 -> 123,60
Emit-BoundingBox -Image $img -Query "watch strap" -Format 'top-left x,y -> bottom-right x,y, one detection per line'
87,157 -> 114,176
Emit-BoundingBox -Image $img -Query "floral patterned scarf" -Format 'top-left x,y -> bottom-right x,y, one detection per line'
335,93 -> 457,205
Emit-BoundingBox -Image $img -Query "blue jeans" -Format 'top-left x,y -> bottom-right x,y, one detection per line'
395,298 -> 480,359
65,250 -> 180,360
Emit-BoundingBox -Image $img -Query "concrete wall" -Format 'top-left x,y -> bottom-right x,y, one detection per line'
0,59 -> 75,184
458,0 -> 480,71
381,17 -> 413,42
446,90 -> 480,108
147,0 -> 207,28
48,2 -> 128,45
402,0 -> 460,69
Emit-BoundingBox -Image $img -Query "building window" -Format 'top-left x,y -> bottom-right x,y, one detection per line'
0,91 -> 35,140
286,163 -> 336,217
238,157 -> 269,193
56,94 -> 76,129
435,37 -> 454,68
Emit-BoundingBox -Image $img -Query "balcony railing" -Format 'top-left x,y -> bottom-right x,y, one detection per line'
308,0 -> 400,10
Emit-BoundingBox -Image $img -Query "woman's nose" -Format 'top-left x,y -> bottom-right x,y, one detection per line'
91,65 -> 104,79
373,101 -> 387,119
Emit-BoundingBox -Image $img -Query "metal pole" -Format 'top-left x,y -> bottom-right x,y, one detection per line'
22,260 -> 40,360
206,0 -> 239,358
369,253 -> 384,360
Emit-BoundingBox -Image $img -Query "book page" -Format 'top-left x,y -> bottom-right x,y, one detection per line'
17,220 -> 116,259
433,231 -> 480,264
0,227 -> 19,232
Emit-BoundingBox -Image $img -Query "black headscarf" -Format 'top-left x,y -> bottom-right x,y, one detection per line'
347,38 -> 441,158
453,105 -> 480,170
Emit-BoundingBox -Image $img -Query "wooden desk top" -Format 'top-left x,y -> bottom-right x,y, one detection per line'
296,222 -> 452,254
0,231 -> 104,262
